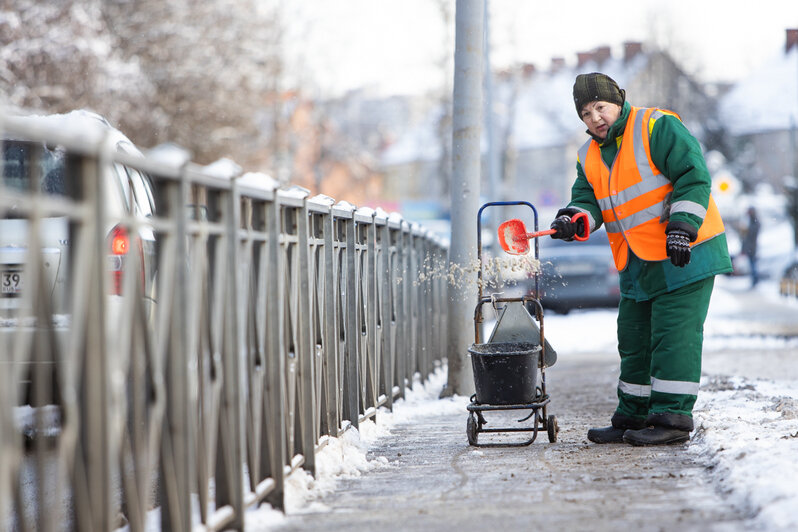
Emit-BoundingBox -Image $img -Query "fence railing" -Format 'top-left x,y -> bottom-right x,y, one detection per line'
0,110 -> 448,531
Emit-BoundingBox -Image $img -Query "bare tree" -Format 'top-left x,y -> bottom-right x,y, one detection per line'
101,0 -> 286,166
0,0 -> 153,121
434,0 -> 454,211
2,0 -> 397,202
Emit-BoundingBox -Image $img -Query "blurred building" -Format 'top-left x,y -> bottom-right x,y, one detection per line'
719,29 -> 798,192
378,42 -> 717,216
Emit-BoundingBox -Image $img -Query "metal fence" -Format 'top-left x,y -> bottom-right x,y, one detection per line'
0,111 -> 448,531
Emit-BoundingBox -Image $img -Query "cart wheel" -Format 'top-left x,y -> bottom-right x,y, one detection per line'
547,415 -> 559,443
467,413 -> 479,446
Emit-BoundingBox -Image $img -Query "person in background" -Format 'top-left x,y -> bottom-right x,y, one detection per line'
740,206 -> 760,287
550,72 -> 733,446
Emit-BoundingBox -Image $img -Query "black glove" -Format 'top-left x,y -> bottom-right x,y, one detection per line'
666,229 -> 692,267
550,216 -> 576,240
550,207 -> 583,240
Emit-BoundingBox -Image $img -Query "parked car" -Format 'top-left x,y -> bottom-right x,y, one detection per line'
0,110 -> 158,404
534,227 -> 620,314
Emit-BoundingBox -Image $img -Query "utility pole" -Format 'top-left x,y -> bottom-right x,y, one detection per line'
444,0 -> 483,397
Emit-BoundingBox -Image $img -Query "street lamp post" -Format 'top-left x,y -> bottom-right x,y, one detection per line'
445,0 -> 483,397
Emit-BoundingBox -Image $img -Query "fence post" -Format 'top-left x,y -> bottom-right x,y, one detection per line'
213,181 -> 244,529
380,219 -> 394,409
364,212 -> 379,413
263,195 -> 286,510
157,165 -> 193,532
318,200 -> 339,436
341,207 -> 360,429
74,148 -> 113,531
397,221 -> 411,396
295,196 -> 317,474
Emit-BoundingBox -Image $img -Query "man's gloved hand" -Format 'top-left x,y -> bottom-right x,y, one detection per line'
550,207 -> 583,241
666,229 -> 692,267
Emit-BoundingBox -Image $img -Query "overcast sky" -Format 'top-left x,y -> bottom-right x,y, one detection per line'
283,0 -> 798,97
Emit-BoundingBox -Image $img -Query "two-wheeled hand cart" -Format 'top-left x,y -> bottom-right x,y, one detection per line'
465,201 -> 589,447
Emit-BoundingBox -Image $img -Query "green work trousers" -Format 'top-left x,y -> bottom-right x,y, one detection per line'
615,276 -> 715,419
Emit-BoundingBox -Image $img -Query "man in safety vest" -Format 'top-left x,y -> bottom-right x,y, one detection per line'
550,72 -> 733,446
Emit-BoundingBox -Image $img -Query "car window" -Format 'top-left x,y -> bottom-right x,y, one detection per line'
112,163 -> 134,212
126,167 -> 155,217
102,164 -> 127,217
2,140 -> 67,196
139,173 -> 156,214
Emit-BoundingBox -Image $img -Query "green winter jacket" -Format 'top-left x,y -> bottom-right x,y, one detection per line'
567,101 -> 733,302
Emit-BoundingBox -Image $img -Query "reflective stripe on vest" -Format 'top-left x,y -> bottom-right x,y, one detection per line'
579,106 -> 725,270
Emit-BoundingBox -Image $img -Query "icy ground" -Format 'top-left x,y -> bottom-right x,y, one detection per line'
247,276 -> 798,531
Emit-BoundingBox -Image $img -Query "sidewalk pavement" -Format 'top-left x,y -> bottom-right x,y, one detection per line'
271,350 -> 748,531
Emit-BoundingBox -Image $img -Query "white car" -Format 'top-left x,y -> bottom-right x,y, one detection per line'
1,110 -> 158,403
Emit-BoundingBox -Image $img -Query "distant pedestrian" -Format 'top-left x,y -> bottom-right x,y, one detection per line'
741,206 -> 760,287
549,73 -> 733,446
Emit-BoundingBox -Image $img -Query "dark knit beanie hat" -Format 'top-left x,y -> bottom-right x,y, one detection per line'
573,73 -> 625,116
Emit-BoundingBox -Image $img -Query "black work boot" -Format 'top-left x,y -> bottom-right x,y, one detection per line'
623,412 -> 693,446
587,413 -> 646,444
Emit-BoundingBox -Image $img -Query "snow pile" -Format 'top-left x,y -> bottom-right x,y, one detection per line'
146,143 -> 192,167
202,158 -> 242,179
238,172 -> 278,192
689,376 -> 798,530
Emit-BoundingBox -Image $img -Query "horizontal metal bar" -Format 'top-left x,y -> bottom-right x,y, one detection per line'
243,478 -> 277,508
0,190 -> 89,218
202,505 -> 236,532
307,198 -> 334,213
284,454 -> 305,477
358,406 -> 378,423
467,398 -> 550,412
111,149 -> 184,180
479,427 -> 541,433
331,205 -> 355,219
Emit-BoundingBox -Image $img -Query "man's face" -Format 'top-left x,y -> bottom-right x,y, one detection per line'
580,101 -> 622,140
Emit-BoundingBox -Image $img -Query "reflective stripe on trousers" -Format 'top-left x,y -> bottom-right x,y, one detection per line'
618,377 -> 700,397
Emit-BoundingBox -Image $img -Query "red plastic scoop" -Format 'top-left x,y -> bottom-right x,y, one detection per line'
498,212 -> 590,255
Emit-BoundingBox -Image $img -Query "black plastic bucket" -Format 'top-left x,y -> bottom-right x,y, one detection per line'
469,342 -> 541,405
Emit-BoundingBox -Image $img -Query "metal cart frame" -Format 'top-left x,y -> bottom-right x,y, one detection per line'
466,201 -> 558,447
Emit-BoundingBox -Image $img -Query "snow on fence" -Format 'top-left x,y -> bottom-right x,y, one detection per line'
0,109 -> 448,531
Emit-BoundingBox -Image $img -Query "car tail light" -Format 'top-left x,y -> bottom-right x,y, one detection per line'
108,224 -> 144,295
110,227 -> 129,255
108,225 -> 128,295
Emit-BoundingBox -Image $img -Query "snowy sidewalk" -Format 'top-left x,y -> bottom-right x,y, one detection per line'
251,360 -> 748,531
246,278 -> 798,531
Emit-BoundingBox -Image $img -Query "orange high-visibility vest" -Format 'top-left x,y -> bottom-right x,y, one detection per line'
578,106 -> 725,271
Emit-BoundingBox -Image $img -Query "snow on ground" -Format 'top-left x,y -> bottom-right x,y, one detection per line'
246,367 -> 468,529
248,277 -> 798,531
689,376 -> 798,530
